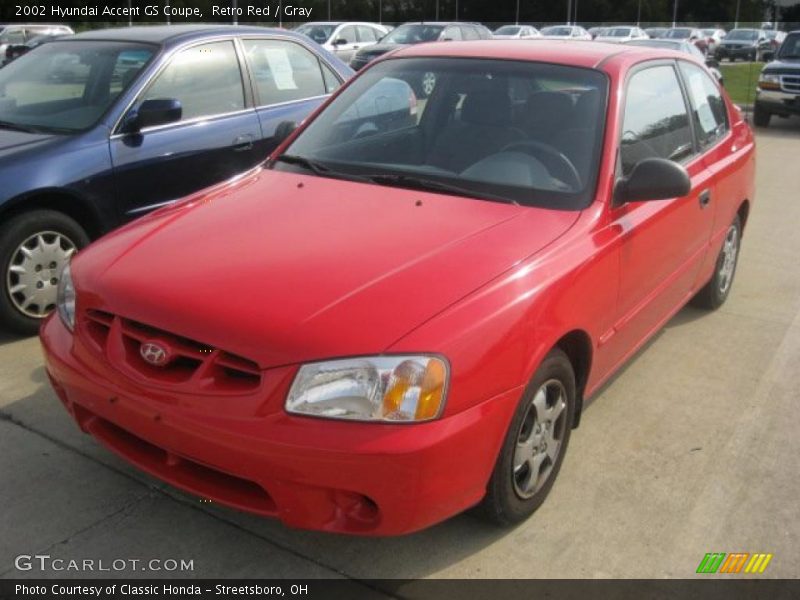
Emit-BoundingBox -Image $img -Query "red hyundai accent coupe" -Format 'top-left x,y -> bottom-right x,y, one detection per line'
41,41 -> 755,535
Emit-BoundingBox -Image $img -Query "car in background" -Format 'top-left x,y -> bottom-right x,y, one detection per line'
0,25 -> 352,335
759,30 -> 787,58
2,33 -> 69,66
715,28 -> 767,61
701,28 -> 726,54
587,26 -> 608,39
349,22 -> 491,76
625,38 -> 724,83
294,22 -> 389,63
662,27 -> 708,54
0,24 -> 73,57
754,30 -> 800,127
493,25 -> 540,39
645,27 -> 668,39
540,25 -> 592,40
41,40 -> 754,537
594,26 -> 649,43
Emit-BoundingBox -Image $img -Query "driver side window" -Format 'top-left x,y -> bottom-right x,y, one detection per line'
141,41 -> 245,122
620,65 -> 694,176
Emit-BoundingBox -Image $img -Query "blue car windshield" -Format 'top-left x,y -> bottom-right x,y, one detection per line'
0,41 -> 154,134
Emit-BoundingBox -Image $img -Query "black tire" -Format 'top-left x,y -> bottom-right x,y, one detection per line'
0,210 -> 90,336
692,214 -> 742,311
476,348 -> 576,526
753,103 -> 771,127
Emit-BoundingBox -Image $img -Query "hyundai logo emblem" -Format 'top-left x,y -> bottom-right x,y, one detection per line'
140,341 -> 170,367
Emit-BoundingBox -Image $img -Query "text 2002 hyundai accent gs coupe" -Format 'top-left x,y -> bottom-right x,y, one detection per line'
41,41 -> 755,535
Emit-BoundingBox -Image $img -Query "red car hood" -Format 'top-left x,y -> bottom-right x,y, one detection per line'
75,170 -> 579,368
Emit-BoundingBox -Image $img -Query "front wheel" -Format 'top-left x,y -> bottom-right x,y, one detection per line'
692,214 -> 742,310
0,210 -> 90,336
476,348 -> 575,525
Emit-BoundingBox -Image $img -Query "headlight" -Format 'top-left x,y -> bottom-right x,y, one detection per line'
56,264 -> 75,331
286,355 -> 449,422
758,72 -> 781,90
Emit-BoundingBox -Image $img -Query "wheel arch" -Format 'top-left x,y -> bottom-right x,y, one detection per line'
737,199 -> 750,234
553,329 -> 593,429
0,189 -> 105,240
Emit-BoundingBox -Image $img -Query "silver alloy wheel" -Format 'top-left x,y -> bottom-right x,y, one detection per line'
718,224 -> 739,295
512,379 -> 568,499
6,231 -> 77,319
422,72 -> 436,96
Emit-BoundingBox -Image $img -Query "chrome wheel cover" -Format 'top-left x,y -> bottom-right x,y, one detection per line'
422,72 -> 436,96
718,224 -> 739,295
6,231 -> 76,319
512,379 -> 568,499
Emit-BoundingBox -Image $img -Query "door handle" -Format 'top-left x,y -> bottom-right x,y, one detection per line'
698,189 -> 711,208
232,134 -> 255,151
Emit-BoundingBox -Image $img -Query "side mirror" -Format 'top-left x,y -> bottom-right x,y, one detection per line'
705,57 -> 720,69
614,158 -> 691,204
274,120 -> 297,144
123,98 -> 182,132
762,50 -> 775,62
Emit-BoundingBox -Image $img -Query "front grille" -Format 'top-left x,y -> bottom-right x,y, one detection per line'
83,309 -> 261,393
781,75 -> 800,94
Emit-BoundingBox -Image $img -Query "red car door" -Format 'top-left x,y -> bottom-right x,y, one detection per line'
604,61 -> 715,365
677,60 -> 754,288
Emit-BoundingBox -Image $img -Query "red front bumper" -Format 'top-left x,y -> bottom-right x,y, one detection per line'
40,315 -> 520,535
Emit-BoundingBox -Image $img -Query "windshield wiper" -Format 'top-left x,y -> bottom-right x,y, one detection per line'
366,173 -> 520,205
0,120 -> 40,133
273,154 -> 372,183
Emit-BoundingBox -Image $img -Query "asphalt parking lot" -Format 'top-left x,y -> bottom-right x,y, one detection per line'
2,116 -> 800,584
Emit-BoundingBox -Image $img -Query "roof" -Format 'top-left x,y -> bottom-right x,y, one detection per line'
70,24 -> 287,45
390,39 -> 678,69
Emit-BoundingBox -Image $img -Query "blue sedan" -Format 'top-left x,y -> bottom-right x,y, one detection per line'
0,25 -> 352,334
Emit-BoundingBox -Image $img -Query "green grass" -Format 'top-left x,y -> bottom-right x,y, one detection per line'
719,61 -> 764,106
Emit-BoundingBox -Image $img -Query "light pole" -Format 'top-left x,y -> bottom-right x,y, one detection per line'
636,0 -> 642,26
328,0 -> 331,20
455,0 -> 459,19
436,0 -> 439,20
734,0 -> 741,28
165,0 -> 170,24
128,0 -> 132,25
574,0 -> 579,24
566,0 -> 572,24
516,0 -> 520,24
672,0 -> 678,27
232,0 -> 238,24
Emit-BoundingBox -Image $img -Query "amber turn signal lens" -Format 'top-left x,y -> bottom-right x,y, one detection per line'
416,359 -> 446,420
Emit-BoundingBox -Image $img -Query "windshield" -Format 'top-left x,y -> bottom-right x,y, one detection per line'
541,27 -> 571,36
382,24 -> 444,44
664,28 -> 692,39
277,57 -> 608,210
608,28 -> 632,37
495,26 -> 521,35
0,40 -> 154,134
295,24 -> 336,45
726,30 -> 758,41
628,40 -> 679,50
778,33 -> 800,58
